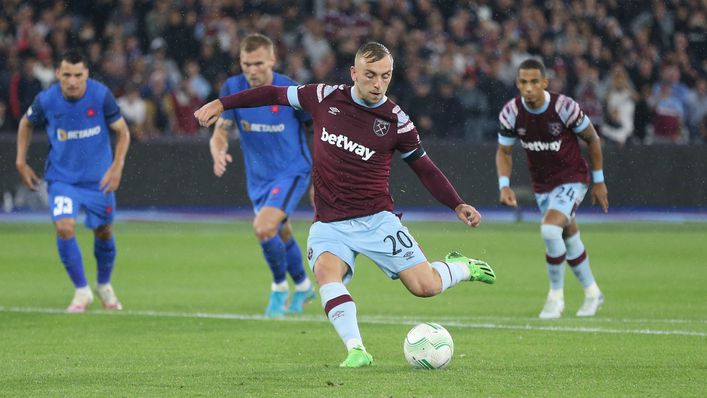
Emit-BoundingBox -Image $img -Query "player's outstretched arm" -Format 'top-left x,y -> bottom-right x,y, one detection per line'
194,86 -> 291,127
210,119 -> 233,177
578,125 -> 609,213
407,154 -> 480,227
495,144 -> 517,207
100,117 -> 131,193
15,116 -> 40,191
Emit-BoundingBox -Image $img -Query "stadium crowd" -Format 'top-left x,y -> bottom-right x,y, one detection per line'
0,0 -> 705,145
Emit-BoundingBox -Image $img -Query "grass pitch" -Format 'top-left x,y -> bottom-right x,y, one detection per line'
1,220 -> 705,397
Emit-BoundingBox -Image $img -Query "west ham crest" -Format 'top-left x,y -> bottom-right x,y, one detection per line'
548,122 -> 563,136
373,118 -> 391,137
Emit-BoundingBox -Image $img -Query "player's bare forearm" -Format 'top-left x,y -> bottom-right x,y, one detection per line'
495,145 -> 517,207
495,145 -> 513,180
210,123 -> 233,177
210,122 -> 230,158
110,118 -> 131,168
16,117 -> 40,190
16,117 -> 33,168
578,124 -> 604,172
102,118 -> 131,192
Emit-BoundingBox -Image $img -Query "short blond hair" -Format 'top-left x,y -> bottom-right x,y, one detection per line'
240,33 -> 274,54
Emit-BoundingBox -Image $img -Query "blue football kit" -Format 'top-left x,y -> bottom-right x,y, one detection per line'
219,72 -> 315,317
220,73 -> 312,215
25,77 -> 124,294
26,78 -> 122,228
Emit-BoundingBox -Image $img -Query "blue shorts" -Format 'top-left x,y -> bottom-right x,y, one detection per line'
48,181 -> 116,229
306,211 -> 428,284
252,173 -> 310,217
535,183 -> 588,224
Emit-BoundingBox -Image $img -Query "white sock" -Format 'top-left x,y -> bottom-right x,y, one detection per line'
584,282 -> 602,298
431,261 -> 470,292
319,282 -> 362,350
294,278 -> 311,292
548,288 -> 564,301
76,286 -> 92,295
271,280 -> 289,292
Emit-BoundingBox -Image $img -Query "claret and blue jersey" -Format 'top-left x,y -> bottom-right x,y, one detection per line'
26,79 -> 122,188
220,73 -> 312,203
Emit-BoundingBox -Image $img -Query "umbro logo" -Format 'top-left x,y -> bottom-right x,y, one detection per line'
328,107 -> 340,115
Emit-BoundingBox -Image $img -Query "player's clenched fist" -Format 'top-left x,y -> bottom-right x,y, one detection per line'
194,99 -> 225,127
455,203 -> 482,227
499,187 -> 517,207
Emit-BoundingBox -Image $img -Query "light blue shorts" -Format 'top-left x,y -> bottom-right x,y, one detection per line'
48,181 -> 116,229
534,183 -> 588,224
306,211 -> 428,284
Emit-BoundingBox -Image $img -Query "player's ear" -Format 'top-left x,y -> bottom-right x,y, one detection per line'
350,65 -> 356,83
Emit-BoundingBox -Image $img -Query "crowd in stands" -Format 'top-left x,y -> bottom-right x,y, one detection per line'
0,0 -> 705,145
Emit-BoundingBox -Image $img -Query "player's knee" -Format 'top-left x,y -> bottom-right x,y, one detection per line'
55,223 -> 75,239
94,225 -> 112,240
253,223 -> 277,241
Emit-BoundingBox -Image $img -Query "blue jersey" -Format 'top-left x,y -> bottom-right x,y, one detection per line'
220,73 -> 312,200
26,79 -> 122,186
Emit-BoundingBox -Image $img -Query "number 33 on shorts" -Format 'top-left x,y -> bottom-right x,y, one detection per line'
53,196 -> 74,216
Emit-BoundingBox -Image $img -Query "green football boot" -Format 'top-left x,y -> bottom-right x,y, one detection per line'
339,347 -> 374,368
445,251 -> 496,284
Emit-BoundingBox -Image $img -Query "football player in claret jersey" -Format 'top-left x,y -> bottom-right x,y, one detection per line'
496,59 -> 609,319
209,33 -> 315,318
15,49 -> 130,312
195,42 -> 496,368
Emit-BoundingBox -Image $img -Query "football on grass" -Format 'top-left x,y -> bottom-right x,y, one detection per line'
403,322 -> 454,369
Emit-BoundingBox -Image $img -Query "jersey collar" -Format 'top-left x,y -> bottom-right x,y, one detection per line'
350,86 -> 387,108
521,91 -> 550,114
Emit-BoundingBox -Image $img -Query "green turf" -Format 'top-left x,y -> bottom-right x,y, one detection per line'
1,221 -> 705,397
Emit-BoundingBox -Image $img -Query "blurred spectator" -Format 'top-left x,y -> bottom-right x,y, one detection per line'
9,55 -> 42,125
0,0 -> 703,143
602,66 -> 637,147
33,47 -> 55,88
456,74 -> 491,142
117,83 -> 150,141
686,79 -> 707,142
648,82 -> 686,144
432,78 -> 465,140
167,79 -> 202,136
184,60 -> 211,102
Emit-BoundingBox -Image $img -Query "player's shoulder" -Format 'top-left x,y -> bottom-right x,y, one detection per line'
552,91 -> 580,111
224,74 -> 248,92
272,72 -> 299,86
87,78 -> 110,93
500,96 -> 521,113
301,83 -> 347,103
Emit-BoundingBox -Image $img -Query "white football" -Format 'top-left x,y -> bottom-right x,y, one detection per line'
403,322 -> 454,369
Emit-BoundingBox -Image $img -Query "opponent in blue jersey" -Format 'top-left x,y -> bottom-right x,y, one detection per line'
16,49 -> 131,312
209,34 -> 315,317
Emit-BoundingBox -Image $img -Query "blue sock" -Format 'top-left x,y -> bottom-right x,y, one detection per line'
284,238 -> 307,285
320,282 -> 362,350
260,235 -> 287,284
57,237 -> 88,288
95,237 -> 116,285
